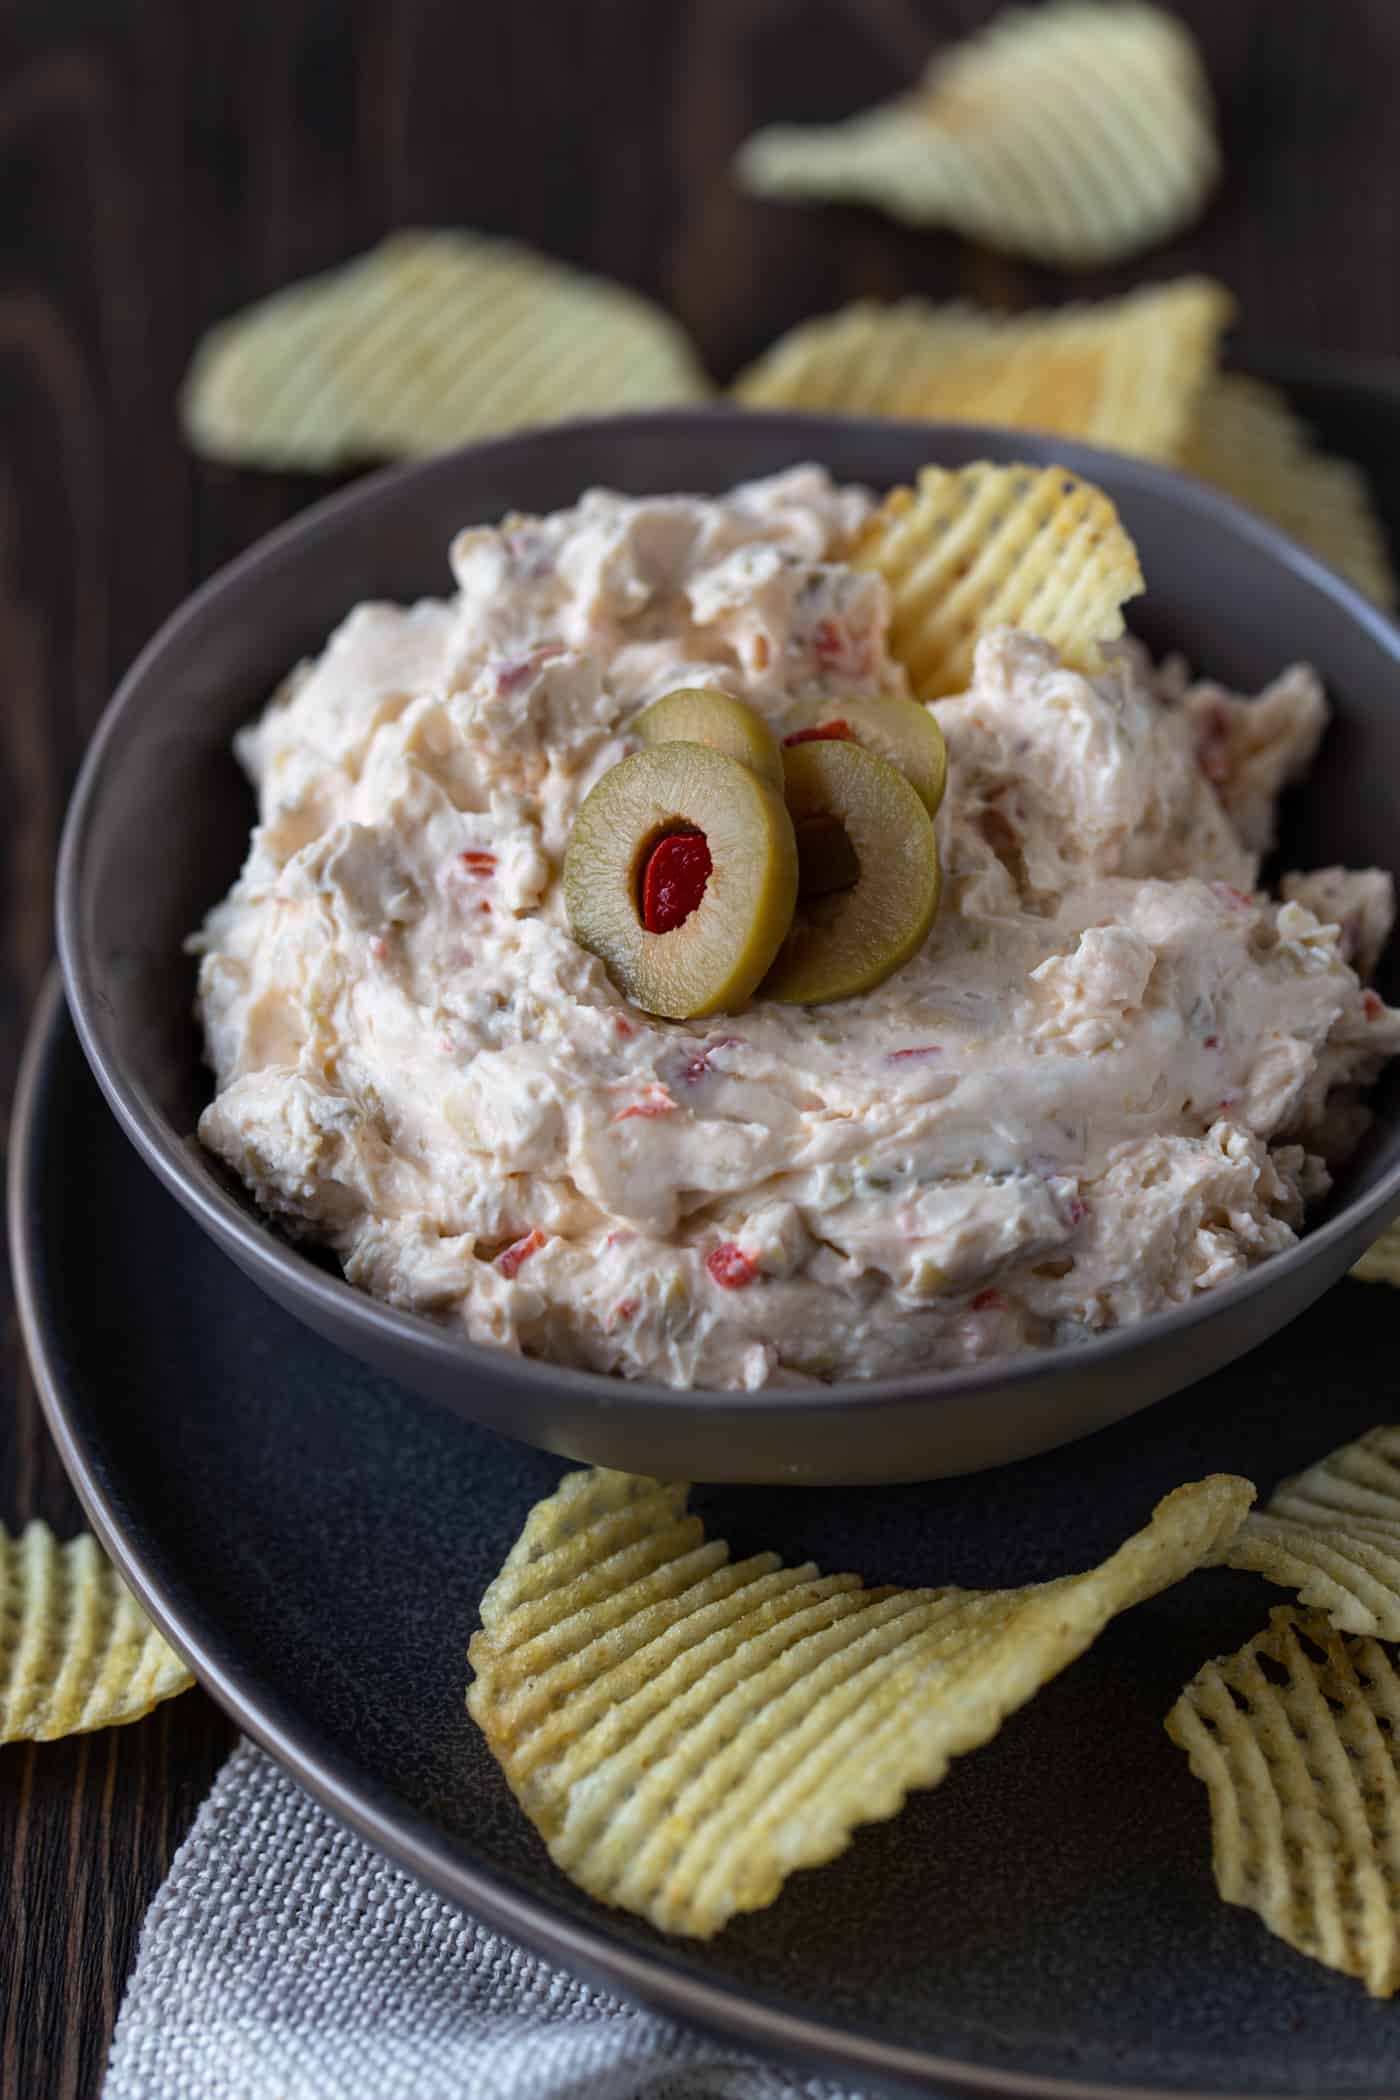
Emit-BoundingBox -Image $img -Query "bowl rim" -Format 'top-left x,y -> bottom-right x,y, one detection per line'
55,405 -> 1400,1419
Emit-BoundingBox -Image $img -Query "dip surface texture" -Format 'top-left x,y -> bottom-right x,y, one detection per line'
192,468 -> 1400,1388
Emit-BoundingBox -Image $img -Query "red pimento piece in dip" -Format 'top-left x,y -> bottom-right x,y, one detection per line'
783,720 -> 853,747
1364,989 -> 1385,1020
613,1087 -> 676,1123
706,1243 -> 758,1289
813,618 -> 844,661
495,643 -> 565,693
641,831 -> 712,934
681,1035 -> 742,1085
969,1287 -> 1005,1312
459,850 -> 497,877
496,1230 -> 545,1279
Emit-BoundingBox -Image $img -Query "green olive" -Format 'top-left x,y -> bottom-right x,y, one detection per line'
564,743 -> 798,1019
763,741 -> 941,1005
635,688 -> 784,791
782,692 -> 947,815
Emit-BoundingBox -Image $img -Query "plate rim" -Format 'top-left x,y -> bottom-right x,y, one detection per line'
12,964 -> 1377,2100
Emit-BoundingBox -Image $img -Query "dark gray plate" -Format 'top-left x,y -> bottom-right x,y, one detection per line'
12,966 -> 1400,2100
55,405 -> 1400,1484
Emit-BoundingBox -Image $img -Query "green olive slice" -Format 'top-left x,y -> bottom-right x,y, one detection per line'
782,692 -> 947,815
635,688 -> 784,791
763,741 -> 941,1006
564,743 -> 798,1019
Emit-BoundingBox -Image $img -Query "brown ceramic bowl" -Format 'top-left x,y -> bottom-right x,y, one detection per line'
55,410 -> 1400,1483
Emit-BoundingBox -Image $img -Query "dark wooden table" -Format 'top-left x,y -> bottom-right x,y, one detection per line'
4,2 -> 1400,2091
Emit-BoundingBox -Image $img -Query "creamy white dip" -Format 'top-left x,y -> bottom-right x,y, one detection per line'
192,468 -> 1400,1389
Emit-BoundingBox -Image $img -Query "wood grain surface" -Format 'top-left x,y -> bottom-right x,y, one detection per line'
3,2 -> 1400,2092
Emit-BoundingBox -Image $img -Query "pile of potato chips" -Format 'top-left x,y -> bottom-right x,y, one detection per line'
172,2 -> 1394,604
467,1419 -> 1400,2003
164,0 -> 1389,617
1172,1425 -> 1400,1996
178,239 -> 1396,610
736,281 -> 1396,608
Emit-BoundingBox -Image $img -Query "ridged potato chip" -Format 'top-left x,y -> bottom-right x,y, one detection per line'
468,1467 -> 1251,1938
851,461 -> 1144,699
1183,375 -> 1396,608
1354,1219 -> 1400,1286
1214,1425 -> 1400,1640
736,1 -> 1219,267
1,1524 -> 193,1742
1167,1605 -> 1400,1997
732,279 -> 1231,466
181,230 -> 712,471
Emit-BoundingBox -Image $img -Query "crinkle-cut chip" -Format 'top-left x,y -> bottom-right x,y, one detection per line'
180,229 -> 713,471
467,1467 -> 1252,1938
851,461 -> 1144,700
1354,1219 -> 1400,1287
1,1524 -> 194,1742
1213,1424 -> 1400,1641
1167,1605 -> 1400,1998
732,279 -> 1231,466
1183,375 -> 1397,609
735,1 -> 1219,267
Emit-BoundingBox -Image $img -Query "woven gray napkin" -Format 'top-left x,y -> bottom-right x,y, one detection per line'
104,1738 -> 871,2100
